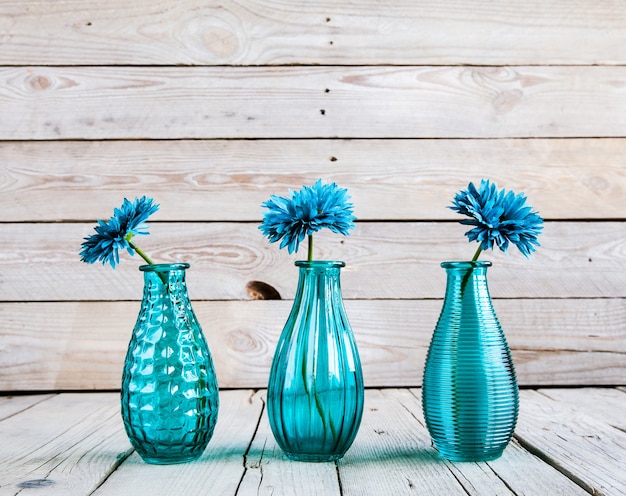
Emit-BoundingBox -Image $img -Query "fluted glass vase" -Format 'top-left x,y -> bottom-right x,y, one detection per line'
422,261 -> 518,462
267,261 -> 364,462
121,263 -> 219,464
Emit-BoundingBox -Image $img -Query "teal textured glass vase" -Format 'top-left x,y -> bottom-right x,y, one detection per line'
121,263 -> 219,464
422,261 -> 518,462
267,261 -> 364,462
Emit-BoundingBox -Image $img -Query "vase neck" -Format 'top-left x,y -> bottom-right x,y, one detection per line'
295,260 -> 346,269
294,261 -> 344,302
441,261 -> 491,303
140,263 -> 190,299
441,261 -> 492,270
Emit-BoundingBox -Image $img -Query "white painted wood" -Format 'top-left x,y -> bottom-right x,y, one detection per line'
486,439 -> 590,496
1,296 -> 623,391
0,389 -> 623,494
405,388 -> 591,496
1,138 -> 624,222
0,393 -> 132,496
339,389 -> 470,495
0,298 -> 623,391
536,388 -> 626,430
1,221 -> 624,301
236,391 -> 343,495
1,1 -> 624,65
0,394 -> 54,421
447,439 -> 590,496
94,390 -> 264,496
516,389 -> 626,496
3,66 -> 626,139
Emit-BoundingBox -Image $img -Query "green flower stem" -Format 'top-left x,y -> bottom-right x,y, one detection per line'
471,246 -> 483,262
307,234 -> 314,262
127,238 -> 170,288
461,245 -> 483,297
127,239 -> 154,266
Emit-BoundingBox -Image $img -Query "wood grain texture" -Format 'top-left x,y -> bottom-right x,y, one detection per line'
1,390 -> 622,495
2,0 -> 624,406
94,390 -> 263,496
1,138 -> 624,222
1,298 -> 623,391
3,66 -> 626,139
1,221 -> 624,301
0,393 -> 55,421
465,439 -> 589,496
397,388 -> 589,496
342,388 -> 585,495
237,391 -> 343,495
0,393 -> 132,496
0,1 -> 624,65
517,389 -> 626,496
338,389 -> 470,495
538,388 -> 626,431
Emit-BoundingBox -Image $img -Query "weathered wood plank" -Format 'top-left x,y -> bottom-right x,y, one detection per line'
237,391 -> 342,495
0,393 -> 132,496
94,390 -> 264,496
341,389 -> 588,495
339,389 -> 469,495
0,390 -> 620,495
1,1 -> 624,65
1,299 -> 623,391
449,440 -> 590,496
403,388 -> 591,496
535,388 -> 626,431
516,389 -> 626,496
1,222 -> 624,301
3,66 -> 626,140
1,138 -> 624,222
485,439 -> 590,496
0,393 -> 55,421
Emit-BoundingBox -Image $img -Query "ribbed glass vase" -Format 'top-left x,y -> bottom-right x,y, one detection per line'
422,261 -> 518,462
121,263 -> 219,464
267,261 -> 364,462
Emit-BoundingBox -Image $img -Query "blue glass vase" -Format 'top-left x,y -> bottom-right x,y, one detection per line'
121,263 -> 219,464
267,261 -> 364,462
422,261 -> 518,462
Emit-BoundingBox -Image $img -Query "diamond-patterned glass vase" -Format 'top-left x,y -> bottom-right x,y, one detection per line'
121,263 -> 219,464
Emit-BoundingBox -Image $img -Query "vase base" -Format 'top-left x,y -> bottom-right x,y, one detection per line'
284,451 -> 344,463
138,451 -> 205,465
434,446 -> 506,463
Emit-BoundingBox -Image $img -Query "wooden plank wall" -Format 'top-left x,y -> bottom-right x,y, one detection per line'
0,1 -> 624,391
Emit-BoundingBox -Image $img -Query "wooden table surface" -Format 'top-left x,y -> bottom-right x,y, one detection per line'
1,388 -> 624,495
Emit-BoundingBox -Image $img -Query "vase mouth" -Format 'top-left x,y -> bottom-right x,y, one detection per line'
139,263 -> 190,272
295,260 -> 346,268
440,261 -> 492,269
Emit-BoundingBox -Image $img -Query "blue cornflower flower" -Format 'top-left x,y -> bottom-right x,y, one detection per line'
259,179 -> 356,259
80,196 -> 159,268
450,179 -> 543,260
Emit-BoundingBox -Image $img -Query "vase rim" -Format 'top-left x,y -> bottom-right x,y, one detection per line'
295,260 -> 346,268
139,262 -> 190,272
440,261 -> 492,269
